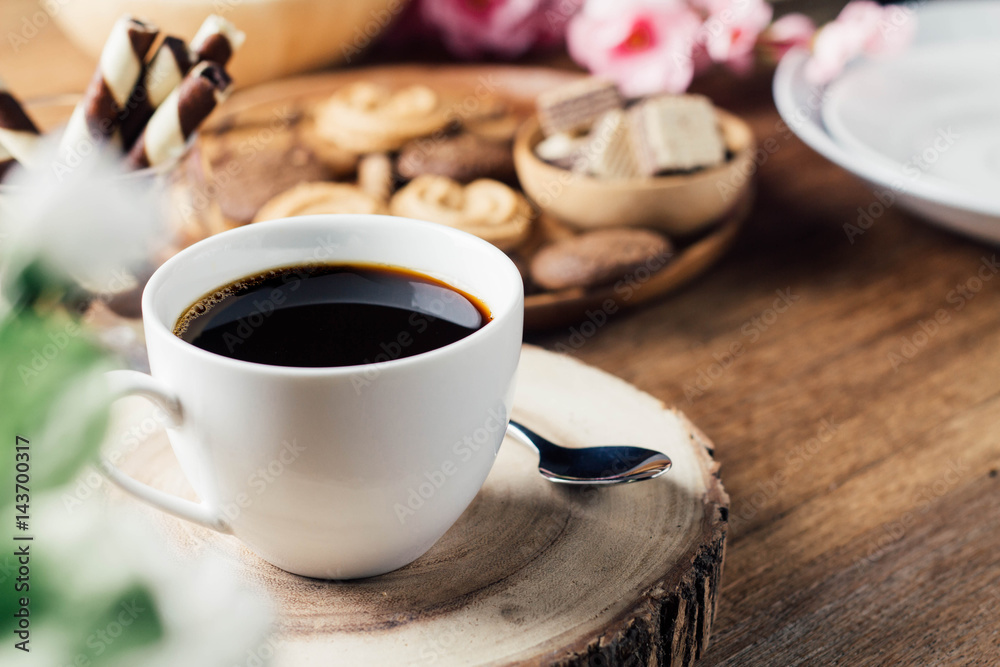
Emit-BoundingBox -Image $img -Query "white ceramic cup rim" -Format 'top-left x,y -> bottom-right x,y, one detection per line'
141,214 -> 524,377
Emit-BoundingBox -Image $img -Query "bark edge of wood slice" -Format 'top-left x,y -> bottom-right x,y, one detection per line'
107,345 -> 729,666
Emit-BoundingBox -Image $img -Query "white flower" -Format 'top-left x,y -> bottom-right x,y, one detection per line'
0,140 -> 166,295
0,494 -> 273,667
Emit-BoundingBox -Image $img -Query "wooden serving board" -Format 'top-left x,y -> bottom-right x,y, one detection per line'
177,65 -> 747,331
104,346 -> 728,666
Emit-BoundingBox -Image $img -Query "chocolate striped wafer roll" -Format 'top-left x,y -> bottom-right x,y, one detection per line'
190,15 -> 246,66
0,77 -> 41,165
127,61 -> 231,169
58,16 -> 158,155
120,36 -> 194,150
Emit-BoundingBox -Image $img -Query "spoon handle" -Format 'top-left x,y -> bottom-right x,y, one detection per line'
506,421 -> 559,456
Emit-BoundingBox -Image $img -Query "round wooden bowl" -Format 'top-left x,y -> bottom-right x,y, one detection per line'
52,0 -> 409,88
514,109 -> 755,235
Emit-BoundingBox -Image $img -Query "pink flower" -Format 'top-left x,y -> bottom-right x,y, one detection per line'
804,21 -> 861,85
805,0 -> 916,85
758,13 -> 816,62
533,0 -> 585,48
841,0 -> 915,55
567,1 -> 703,96
420,0 -> 581,59
695,0 -> 773,74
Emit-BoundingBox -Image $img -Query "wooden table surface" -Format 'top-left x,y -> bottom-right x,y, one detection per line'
5,4 -> 999,665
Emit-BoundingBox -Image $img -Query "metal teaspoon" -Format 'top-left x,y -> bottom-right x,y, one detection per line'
506,421 -> 672,485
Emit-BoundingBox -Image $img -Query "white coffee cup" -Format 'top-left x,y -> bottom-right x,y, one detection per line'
104,215 -> 523,579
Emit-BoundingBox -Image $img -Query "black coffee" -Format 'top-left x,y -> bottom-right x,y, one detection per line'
174,263 -> 491,367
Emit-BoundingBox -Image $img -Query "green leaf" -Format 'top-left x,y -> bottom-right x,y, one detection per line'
0,312 -> 111,493
68,583 -> 165,663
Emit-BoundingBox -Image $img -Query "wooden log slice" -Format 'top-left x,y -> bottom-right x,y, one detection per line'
106,345 -> 729,665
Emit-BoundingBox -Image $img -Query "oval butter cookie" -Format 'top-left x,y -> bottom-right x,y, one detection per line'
390,175 -> 533,251
253,182 -> 389,223
315,82 -> 452,153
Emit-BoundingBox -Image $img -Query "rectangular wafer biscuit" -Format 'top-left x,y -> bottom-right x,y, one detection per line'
583,109 -> 640,179
629,94 -> 725,174
536,77 -> 624,137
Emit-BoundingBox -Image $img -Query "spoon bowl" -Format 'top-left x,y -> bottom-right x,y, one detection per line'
507,421 -> 672,485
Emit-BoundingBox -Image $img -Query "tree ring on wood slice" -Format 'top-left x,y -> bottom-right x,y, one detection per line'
107,345 -> 729,666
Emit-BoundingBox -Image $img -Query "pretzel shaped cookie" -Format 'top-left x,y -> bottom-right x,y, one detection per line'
390,175 -> 533,251
253,182 -> 389,223
315,83 -> 452,153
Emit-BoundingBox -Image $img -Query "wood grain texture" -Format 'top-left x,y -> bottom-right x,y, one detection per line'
529,68 -> 1000,665
11,3 -> 1000,662
105,346 -> 728,665
0,2 -> 94,98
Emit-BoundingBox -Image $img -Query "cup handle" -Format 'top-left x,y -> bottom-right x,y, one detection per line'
102,370 -> 231,534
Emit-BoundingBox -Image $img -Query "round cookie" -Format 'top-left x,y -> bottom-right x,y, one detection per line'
253,182 -> 389,223
315,82 -> 452,153
296,116 -> 360,178
197,127 -> 332,225
530,228 -> 673,291
390,175 -> 533,252
397,132 -> 515,183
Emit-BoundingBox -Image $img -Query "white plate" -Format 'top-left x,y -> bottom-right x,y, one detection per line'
823,42 -> 1000,202
773,0 -> 1000,244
